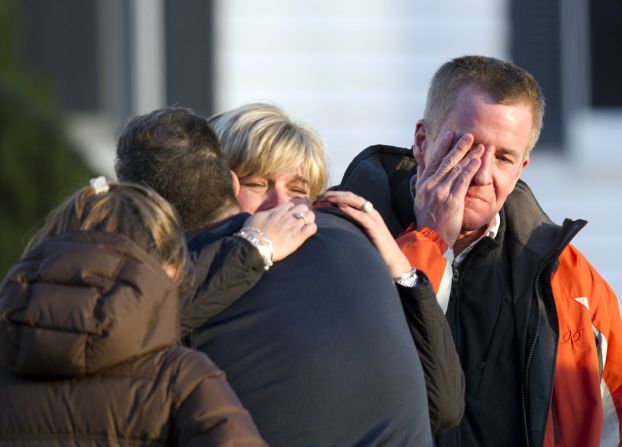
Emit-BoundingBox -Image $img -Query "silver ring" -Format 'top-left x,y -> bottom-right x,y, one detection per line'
362,200 -> 374,213
293,211 -> 308,225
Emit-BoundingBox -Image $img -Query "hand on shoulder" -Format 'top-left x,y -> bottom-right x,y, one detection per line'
315,190 -> 411,278
244,202 -> 317,263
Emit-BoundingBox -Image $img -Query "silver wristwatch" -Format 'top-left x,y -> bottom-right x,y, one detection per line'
394,268 -> 420,288
234,227 -> 274,271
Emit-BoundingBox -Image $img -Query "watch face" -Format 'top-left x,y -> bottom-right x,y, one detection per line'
396,269 -> 419,287
235,228 -> 273,270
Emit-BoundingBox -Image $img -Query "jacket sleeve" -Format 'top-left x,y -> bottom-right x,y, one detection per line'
550,244 -> 622,445
398,275 -> 465,434
172,349 -> 268,447
181,237 -> 265,336
397,226 -> 449,294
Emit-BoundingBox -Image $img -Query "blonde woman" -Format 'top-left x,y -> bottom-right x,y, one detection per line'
209,102 -> 328,213
0,179 -> 266,446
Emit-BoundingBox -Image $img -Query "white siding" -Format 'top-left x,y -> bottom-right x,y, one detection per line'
213,0 -> 508,183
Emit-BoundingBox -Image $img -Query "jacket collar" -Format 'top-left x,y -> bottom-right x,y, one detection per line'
187,213 -> 250,251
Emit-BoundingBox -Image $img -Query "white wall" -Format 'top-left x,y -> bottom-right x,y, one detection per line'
67,0 -> 620,297
213,0 -> 508,184
212,1 -> 622,298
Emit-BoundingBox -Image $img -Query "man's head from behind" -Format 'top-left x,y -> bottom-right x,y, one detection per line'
115,107 -> 238,232
423,55 -> 545,156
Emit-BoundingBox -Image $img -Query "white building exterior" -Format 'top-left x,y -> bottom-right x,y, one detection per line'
212,0 -> 622,297
213,0 -> 508,182
57,0 -> 620,296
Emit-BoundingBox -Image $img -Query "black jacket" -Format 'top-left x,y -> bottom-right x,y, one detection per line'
184,209 -> 464,435
340,145 -> 586,446
184,209 -> 441,446
181,231 -> 265,336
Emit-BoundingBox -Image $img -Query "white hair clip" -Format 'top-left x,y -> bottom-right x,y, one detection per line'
89,176 -> 110,194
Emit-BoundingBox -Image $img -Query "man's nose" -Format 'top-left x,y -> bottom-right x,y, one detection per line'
471,147 -> 493,185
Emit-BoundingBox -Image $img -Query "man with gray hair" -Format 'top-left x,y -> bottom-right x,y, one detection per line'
341,55 -> 622,447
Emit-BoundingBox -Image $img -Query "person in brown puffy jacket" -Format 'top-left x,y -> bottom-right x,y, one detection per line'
0,178 -> 266,447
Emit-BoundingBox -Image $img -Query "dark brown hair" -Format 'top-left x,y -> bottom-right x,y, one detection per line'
115,107 -> 238,231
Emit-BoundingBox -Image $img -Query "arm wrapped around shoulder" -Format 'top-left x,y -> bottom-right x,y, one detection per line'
397,271 -> 465,433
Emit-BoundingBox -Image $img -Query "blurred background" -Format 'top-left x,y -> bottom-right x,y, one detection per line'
2,0 -> 621,298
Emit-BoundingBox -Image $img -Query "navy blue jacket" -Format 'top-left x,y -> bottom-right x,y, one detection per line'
186,209 -> 435,446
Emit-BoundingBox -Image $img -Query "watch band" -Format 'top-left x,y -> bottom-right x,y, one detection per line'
234,227 -> 274,271
394,268 -> 420,288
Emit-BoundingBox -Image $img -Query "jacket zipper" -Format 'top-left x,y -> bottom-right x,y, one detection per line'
522,270 -> 544,447
450,245 -> 480,353
451,263 -> 461,348
521,220 -> 587,446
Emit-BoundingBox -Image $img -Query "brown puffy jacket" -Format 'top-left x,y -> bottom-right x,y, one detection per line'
0,231 -> 266,446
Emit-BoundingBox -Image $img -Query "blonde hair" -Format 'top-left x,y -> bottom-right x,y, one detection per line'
208,103 -> 328,200
25,181 -> 193,295
424,55 -> 545,156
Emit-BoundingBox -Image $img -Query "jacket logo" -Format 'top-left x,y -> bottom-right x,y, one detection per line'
560,328 -> 584,346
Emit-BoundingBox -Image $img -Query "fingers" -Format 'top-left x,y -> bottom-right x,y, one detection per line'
417,144 -> 483,218
428,134 -> 476,182
300,219 -> 318,237
312,190 -> 407,275
413,134 -> 484,246
418,132 -> 480,192
288,203 -> 314,218
443,134 -> 478,175
242,202 -> 320,263
416,134 -> 483,205
316,191 -> 383,233
332,198 -> 409,277
270,210 -> 316,261
442,144 -> 485,194
315,190 -> 368,210
414,141 -> 426,182
419,131 -> 456,180
332,198 -> 388,238
291,206 -> 316,227
263,201 -> 308,218
452,146 -> 486,197
245,203 -> 315,236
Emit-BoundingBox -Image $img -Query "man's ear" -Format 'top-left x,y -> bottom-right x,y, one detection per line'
521,157 -> 530,170
231,170 -> 241,197
510,157 -> 530,190
414,120 -> 427,158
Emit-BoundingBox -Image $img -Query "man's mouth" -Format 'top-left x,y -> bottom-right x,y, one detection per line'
465,193 -> 484,201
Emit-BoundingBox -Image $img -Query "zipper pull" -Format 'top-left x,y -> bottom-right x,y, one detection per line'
452,266 -> 459,282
